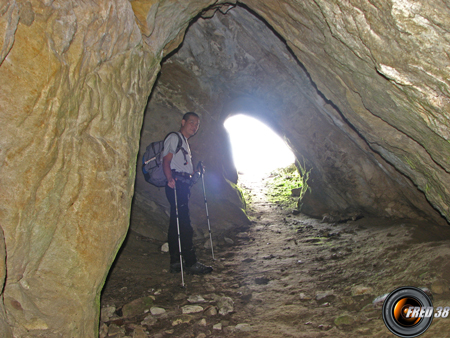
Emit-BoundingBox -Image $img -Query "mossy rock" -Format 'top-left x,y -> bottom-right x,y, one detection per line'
334,314 -> 355,327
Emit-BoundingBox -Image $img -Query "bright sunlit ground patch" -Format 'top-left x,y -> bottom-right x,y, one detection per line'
224,114 -> 295,176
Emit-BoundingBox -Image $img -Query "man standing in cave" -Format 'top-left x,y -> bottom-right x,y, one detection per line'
162,112 -> 213,275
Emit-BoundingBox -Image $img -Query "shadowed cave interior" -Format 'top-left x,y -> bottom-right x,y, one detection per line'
99,5 -> 450,338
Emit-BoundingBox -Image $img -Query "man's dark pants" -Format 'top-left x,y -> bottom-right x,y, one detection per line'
165,180 -> 197,267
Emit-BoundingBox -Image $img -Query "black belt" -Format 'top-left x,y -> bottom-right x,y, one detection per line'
172,170 -> 191,178
172,170 -> 192,182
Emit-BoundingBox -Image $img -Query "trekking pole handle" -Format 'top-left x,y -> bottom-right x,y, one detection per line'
197,161 -> 204,176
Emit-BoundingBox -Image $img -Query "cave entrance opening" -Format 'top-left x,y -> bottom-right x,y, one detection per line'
223,113 -> 295,179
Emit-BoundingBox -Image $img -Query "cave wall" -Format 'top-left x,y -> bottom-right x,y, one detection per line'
240,0 -> 450,221
0,0 -> 449,336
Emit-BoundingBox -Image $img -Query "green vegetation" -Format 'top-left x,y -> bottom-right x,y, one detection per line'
236,181 -> 252,209
227,178 -> 252,211
265,162 -> 310,210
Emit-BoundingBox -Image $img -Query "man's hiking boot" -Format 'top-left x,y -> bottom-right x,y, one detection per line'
169,262 -> 181,273
186,262 -> 213,275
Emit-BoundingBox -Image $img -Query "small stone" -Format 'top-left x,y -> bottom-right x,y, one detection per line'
198,318 -> 207,326
205,306 -> 218,316
315,291 -> 335,303
213,323 -> 222,330
235,323 -> 252,332
99,323 -> 108,338
182,305 -> 204,314
161,243 -> 169,252
431,280 -> 449,294
107,323 -> 125,336
172,315 -> 192,326
420,287 -> 433,298
318,324 -> 332,330
372,293 -> 388,309
299,293 -> 311,300
204,239 -> 212,249
351,285 -> 373,296
150,307 -> 166,316
173,293 -> 186,301
122,297 -> 154,318
132,325 -> 148,338
236,232 -> 249,238
217,296 -> 234,315
224,237 -> 234,244
100,306 -> 116,322
141,314 -> 157,327
188,295 -> 206,303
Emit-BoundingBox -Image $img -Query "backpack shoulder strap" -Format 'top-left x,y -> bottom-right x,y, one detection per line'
164,132 -> 183,154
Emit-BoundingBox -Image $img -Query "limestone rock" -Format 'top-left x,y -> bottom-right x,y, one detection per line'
141,314 -> 157,327
150,307 -> 166,316
101,306 -> 117,322
205,306 -> 218,316
108,323 -> 126,336
188,295 -> 206,303
235,323 -> 252,332
122,297 -> 154,318
161,243 -> 169,253
224,237 -> 234,245
181,305 -> 204,314
351,286 -> 374,296
315,291 -> 335,303
431,280 -> 449,294
132,325 -> 148,338
217,296 -> 234,315
172,315 -> 193,326
299,293 -> 312,301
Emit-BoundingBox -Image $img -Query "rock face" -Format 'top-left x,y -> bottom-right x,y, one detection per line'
0,0 -> 449,336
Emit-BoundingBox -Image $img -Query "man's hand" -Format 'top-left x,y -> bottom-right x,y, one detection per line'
167,177 -> 176,189
197,161 -> 205,175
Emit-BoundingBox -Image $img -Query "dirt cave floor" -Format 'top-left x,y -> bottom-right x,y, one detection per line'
100,175 -> 450,338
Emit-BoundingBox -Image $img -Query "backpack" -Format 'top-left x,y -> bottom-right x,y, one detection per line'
142,132 -> 184,187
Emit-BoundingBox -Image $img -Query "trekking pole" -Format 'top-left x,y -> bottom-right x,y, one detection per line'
198,161 -> 215,260
173,183 -> 185,287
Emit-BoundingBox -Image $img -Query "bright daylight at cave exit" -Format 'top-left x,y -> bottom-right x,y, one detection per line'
224,114 -> 295,177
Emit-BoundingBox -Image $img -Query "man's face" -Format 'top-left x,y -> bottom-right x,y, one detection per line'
181,116 -> 200,138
